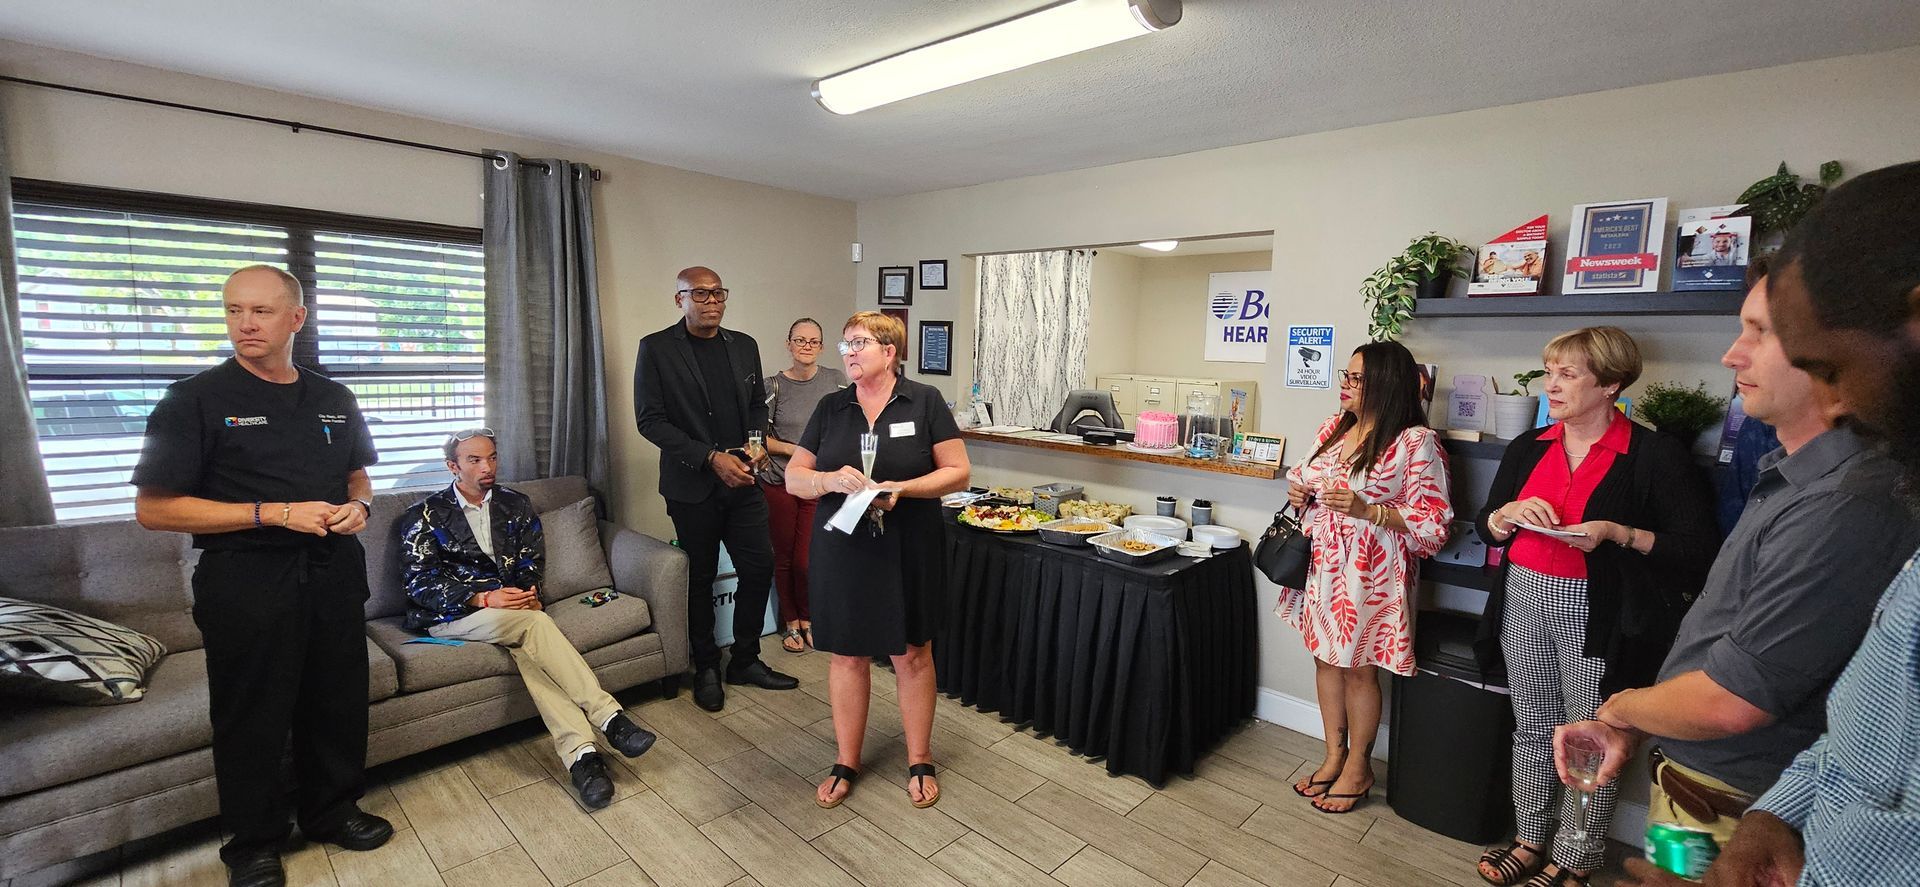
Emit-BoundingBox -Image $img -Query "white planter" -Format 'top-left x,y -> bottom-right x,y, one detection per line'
1492,394 -> 1540,440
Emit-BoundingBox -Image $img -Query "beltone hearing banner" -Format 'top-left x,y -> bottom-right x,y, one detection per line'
1204,271 -> 1272,363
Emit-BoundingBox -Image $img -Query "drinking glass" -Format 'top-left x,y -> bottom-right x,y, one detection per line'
859,433 -> 879,482
1562,734 -> 1606,844
745,430 -> 766,463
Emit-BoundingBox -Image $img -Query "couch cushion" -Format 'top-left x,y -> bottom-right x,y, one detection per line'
538,497 -> 615,604
545,590 -> 650,651
0,596 -> 167,705
365,616 -> 514,693
0,649 -> 210,798
0,521 -> 200,652
365,636 -> 399,702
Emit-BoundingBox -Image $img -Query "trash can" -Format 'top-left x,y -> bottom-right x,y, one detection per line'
1387,609 -> 1516,844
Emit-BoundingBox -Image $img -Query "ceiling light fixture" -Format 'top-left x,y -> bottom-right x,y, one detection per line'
812,0 -> 1182,115
1138,240 -> 1180,252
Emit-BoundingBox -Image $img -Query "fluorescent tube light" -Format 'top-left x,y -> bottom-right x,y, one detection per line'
1138,240 -> 1179,251
813,0 -> 1182,115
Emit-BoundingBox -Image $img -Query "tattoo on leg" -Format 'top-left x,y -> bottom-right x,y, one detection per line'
1338,727 -> 1350,751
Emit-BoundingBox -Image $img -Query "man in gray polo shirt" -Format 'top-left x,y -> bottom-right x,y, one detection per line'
1554,275 -> 1918,858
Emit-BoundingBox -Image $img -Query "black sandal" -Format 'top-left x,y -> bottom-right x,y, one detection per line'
1310,779 -> 1373,814
907,762 -> 939,809
1520,866 -> 1588,887
1292,778 -> 1335,798
1477,841 -> 1546,886
816,764 -> 857,809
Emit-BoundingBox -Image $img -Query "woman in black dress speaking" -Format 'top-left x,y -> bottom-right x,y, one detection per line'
785,311 -> 971,810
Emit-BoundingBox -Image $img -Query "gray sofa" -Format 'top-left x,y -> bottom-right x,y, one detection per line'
0,476 -> 689,880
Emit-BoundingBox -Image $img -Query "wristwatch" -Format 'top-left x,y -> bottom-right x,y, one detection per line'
352,497 -> 373,516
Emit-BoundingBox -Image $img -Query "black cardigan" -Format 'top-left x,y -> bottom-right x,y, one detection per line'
1472,421 -> 1720,696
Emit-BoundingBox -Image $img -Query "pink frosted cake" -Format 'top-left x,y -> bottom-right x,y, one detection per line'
1135,411 -> 1180,448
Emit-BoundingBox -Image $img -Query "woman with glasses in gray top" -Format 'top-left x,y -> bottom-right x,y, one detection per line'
759,318 -> 848,653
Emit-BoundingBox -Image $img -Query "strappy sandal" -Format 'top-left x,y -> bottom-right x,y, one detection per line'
781,628 -> 806,654
907,762 -> 940,809
1477,841 -> 1546,886
816,764 -> 857,809
1520,866 -> 1588,887
1292,778 -> 1335,798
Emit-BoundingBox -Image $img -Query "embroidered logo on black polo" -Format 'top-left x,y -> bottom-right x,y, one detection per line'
224,416 -> 268,427
318,413 -> 348,424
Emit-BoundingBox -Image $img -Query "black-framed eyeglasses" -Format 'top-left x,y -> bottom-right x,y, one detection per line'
790,337 -> 823,348
1338,370 -> 1365,388
450,427 -> 496,442
677,287 -> 729,303
837,337 -> 877,356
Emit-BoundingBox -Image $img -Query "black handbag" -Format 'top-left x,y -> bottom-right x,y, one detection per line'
1254,504 -> 1311,589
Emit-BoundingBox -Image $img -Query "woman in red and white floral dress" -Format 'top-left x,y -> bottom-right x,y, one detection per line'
1279,341 -> 1452,812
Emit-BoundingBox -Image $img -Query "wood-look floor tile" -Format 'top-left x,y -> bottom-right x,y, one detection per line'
930,702 -> 1015,748
1152,772 -> 1261,827
726,879 -> 762,887
518,738 -> 647,808
389,765 -> 516,870
812,817 -> 967,887
629,696 -> 754,764
1210,727 -> 1309,779
803,714 -> 896,761
358,783 -> 412,839
798,680 -> 889,712
909,726 -> 1040,802
118,830 -> 222,887
441,844 -> 550,887
879,767 -> 1083,872
727,682 -> 833,728
1015,783 -> 1206,886
489,780 -> 628,885
988,731 -> 1153,814
1200,756 -> 1372,842
1353,817 -> 1486,887
710,748 -> 853,840
1226,722 -> 1335,764
774,650 -> 833,684
1124,796 -> 1331,887
280,841 -> 339,887
1239,805 -> 1436,887
697,805 -> 861,887
807,763 -> 969,857
460,739 -> 552,799
570,861 -> 660,887
1053,846 -> 1161,887
927,831 -> 1065,886
592,791 -> 743,887
1185,861 -> 1269,887
19,845 -> 122,887
717,704 -> 840,778
621,736 -> 750,825
329,829 -> 447,887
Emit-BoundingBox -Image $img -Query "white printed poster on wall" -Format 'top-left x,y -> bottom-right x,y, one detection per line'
1285,326 -> 1336,389
1204,271 -> 1272,363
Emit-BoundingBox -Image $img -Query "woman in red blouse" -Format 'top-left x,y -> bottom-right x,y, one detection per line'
1471,327 -> 1718,887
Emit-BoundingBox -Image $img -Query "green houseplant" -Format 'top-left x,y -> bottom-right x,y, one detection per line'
1361,233 -> 1472,341
1637,380 -> 1729,445
1738,160 -> 1843,244
1491,370 -> 1547,439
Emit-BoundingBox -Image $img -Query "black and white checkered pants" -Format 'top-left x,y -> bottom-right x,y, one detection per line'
1501,564 -> 1615,872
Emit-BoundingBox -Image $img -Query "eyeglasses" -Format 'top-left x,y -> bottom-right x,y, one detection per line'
790,337 -> 823,348
677,287 -> 729,303
837,337 -> 877,356
1338,371 -> 1365,388
449,427 -> 496,442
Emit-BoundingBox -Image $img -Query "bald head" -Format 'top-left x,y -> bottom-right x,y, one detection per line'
226,264 -> 303,306
674,266 -> 727,336
676,266 -> 720,291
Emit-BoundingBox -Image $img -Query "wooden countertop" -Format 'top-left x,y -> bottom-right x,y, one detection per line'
960,430 -> 1285,480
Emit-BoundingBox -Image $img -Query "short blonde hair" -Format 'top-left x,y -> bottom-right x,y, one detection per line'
1543,326 -> 1642,392
845,311 -> 904,352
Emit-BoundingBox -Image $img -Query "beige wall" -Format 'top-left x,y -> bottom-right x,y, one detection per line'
1,41 -> 856,540
1129,250 -> 1273,380
856,45 -> 1920,704
1085,251 -> 1141,379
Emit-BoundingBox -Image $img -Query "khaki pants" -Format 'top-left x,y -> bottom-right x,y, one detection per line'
431,608 -> 622,764
1647,756 -> 1754,847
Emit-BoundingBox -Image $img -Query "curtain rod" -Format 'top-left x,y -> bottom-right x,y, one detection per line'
0,74 -> 601,181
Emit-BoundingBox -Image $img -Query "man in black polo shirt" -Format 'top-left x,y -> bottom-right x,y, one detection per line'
1551,274 -> 1917,881
634,266 -> 798,711
133,265 -> 391,887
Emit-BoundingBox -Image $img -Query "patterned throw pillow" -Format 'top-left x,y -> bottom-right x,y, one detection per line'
0,596 -> 167,705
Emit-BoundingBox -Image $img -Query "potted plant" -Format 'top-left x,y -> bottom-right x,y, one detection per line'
1738,160 -> 1843,248
1637,380 -> 1729,449
1361,232 -> 1472,341
1492,370 -> 1546,440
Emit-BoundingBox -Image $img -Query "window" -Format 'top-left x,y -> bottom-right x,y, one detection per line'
13,181 -> 485,522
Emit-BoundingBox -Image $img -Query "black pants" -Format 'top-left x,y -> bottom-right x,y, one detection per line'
191,537 -> 370,863
668,483 -> 776,672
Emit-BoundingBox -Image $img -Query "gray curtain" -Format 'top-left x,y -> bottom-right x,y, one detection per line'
973,250 -> 1093,427
482,151 -> 610,493
0,99 -> 57,527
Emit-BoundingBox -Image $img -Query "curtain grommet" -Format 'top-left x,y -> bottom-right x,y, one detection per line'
491,154 -> 511,171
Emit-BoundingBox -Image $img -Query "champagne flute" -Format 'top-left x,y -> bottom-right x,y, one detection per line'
859,433 -> 879,482
1562,734 -> 1606,844
745,430 -> 766,463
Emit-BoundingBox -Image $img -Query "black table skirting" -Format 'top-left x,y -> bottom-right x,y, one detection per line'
935,522 -> 1257,786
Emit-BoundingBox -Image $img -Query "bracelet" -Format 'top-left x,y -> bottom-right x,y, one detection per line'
1623,526 -> 1639,549
281,503 -> 292,527
253,501 -> 263,527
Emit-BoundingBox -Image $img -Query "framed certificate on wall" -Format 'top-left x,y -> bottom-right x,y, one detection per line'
878,266 -> 913,305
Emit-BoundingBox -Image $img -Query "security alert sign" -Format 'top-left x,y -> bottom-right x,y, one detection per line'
1203,271 -> 1272,363
1285,325 -> 1336,389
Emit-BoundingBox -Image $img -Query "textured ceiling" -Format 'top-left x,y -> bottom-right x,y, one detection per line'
3,1 -> 1918,201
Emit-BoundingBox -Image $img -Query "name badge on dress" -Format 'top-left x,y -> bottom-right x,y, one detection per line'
889,421 -> 915,438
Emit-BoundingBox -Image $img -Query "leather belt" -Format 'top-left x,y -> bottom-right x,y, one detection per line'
1650,747 -> 1752,823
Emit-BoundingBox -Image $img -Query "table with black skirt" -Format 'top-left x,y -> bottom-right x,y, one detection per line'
935,519 -> 1257,786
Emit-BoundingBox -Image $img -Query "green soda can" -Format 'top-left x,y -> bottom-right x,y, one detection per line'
1645,822 -> 1719,879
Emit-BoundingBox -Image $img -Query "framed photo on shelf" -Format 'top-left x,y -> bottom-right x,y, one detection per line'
919,259 -> 948,290
878,266 -> 913,305
918,320 -> 953,375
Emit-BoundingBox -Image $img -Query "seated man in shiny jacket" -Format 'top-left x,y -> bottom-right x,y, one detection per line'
397,428 -> 655,809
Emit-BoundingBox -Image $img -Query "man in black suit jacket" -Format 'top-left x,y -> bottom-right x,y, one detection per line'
634,266 -> 798,711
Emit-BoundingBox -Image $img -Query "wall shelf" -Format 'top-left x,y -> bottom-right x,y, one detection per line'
1439,436 -> 1509,461
1413,291 -> 1742,318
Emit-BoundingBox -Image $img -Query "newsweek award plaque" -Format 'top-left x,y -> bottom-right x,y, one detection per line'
1562,198 -> 1668,295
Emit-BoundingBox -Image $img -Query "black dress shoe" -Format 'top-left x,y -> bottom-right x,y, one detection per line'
603,712 -> 657,758
693,666 -> 725,712
570,752 -> 616,809
309,811 -> 394,852
726,660 -> 800,690
225,848 -> 285,887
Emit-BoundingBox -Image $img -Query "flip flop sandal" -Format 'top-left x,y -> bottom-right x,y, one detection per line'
1478,841 -> 1546,886
1311,780 -> 1374,814
801,625 -> 815,649
1292,778 -> 1335,798
781,628 -> 806,654
907,763 -> 940,809
816,764 -> 858,809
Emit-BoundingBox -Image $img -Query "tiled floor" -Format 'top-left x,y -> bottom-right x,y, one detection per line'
19,650 -> 1630,887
